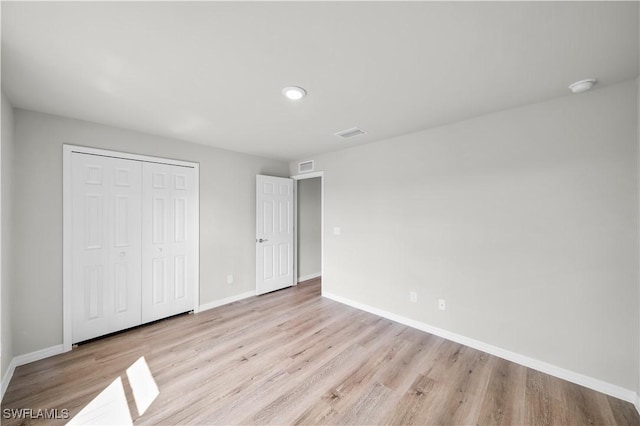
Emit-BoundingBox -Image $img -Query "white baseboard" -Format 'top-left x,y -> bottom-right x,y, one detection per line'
1,358 -> 17,401
635,394 -> 640,416
1,344 -> 64,401
298,273 -> 321,283
323,291 -> 638,405
13,344 -> 65,366
195,291 -> 255,313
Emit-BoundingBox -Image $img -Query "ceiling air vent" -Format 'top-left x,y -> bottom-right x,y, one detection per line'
298,160 -> 314,173
334,127 -> 367,139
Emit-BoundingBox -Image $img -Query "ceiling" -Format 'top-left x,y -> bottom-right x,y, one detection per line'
2,2 -> 638,162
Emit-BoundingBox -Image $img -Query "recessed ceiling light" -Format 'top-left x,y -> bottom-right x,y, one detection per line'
282,86 -> 307,100
569,78 -> 597,94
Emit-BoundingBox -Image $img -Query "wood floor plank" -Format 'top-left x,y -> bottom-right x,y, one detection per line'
323,336 -> 416,415
421,346 -> 492,425
2,278 -> 638,425
608,394 -> 640,426
526,368 -> 561,425
558,377 -> 618,426
294,401 -> 339,426
386,373 -> 437,425
334,381 -> 391,425
246,343 -> 366,425
476,357 -> 527,425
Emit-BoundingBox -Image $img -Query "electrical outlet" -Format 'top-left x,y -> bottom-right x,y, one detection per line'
438,299 -> 446,310
227,274 -> 234,285
333,227 -> 341,235
410,291 -> 417,303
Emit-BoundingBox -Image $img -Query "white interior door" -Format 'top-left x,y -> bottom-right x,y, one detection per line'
141,162 -> 196,322
256,175 -> 294,295
71,153 -> 142,343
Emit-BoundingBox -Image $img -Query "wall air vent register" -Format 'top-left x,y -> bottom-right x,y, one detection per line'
298,160 -> 314,173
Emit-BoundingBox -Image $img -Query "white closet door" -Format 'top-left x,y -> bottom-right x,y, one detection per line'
141,163 -> 196,323
71,153 -> 142,343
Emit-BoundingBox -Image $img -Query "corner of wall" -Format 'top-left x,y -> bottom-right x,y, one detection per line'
1,344 -> 65,401
317,79 -> 639,399
1,358 -> 16,401
0,91 -> 16,401
637,72 -> 640,415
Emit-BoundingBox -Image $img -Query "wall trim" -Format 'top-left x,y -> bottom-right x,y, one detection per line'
195,291 -> 255,313
13,344 -> 64,367
0,358 -> 16,401
291,171 -> 323,180
298,273 -> 321,283
635,394 -> 640,416
1,344 -> 64,401
323,291 -> 638,405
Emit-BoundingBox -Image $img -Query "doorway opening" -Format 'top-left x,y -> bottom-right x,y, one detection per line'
293,172 -> 323,291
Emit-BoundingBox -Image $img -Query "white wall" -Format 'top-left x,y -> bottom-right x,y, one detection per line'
291,79 -> 639,392
297,177 -> 321,280
1,93 -> 14,381
637,15 -> 640,407
11,109 -> 289,356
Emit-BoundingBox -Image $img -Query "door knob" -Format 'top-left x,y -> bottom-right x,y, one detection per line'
257,238 -> 269,243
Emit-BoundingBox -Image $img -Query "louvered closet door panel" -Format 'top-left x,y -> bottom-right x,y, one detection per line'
141,162 -> 196,323
71,153 -> 142,343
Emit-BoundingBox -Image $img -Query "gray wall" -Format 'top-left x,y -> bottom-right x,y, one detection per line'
1,93 -> 14,380
290,79 -> 639,392
297,177 -> 321,280
11,109 -> 289,356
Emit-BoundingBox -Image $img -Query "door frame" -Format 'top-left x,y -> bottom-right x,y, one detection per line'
291,171 -> 324,287
62,144 -> 200,352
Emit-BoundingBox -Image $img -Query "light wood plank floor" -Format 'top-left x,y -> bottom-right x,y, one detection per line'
2,278 -> 639,425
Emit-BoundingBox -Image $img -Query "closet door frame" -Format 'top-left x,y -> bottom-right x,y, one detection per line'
63,144 -> 200,352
